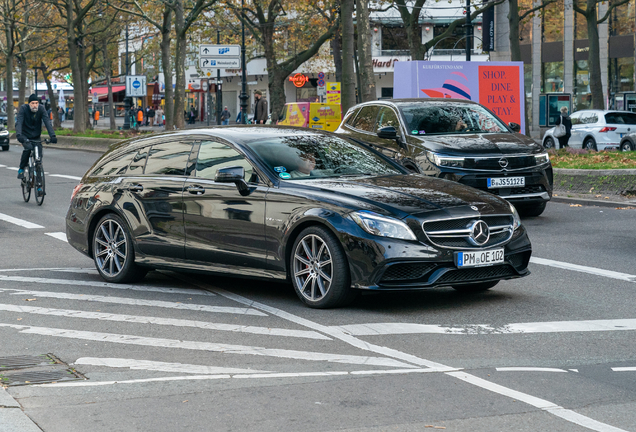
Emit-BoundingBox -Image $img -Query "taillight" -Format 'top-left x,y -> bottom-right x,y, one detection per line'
71,183 -> 83,200
599,127 -> 617,132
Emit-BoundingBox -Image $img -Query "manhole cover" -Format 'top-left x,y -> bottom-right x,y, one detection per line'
0,354 -> 56,370
1,369 -> 82,386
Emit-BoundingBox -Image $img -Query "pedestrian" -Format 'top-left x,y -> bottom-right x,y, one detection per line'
236,110 -> 243,123
253,90 -> 268,125
555,106 -> 572,149
136,107 -> 144,129
221,106 -> 231,125
93,109 -> 99,126
58,106 -> 64,122
148,106 -> 155,127
189,105 -> 196,124
155,107 -> 164,126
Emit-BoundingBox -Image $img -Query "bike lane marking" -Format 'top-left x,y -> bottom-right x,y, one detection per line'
45,232 -> 67,242
530,257 -> 636,282
0,212 -> 44,229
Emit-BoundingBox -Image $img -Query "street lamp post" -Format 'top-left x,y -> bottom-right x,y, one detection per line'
123,23 -> 132,130
239,0 -> 248,124
465,0 -> 472,61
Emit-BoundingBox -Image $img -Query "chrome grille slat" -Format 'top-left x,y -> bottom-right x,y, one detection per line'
422,215 -> 514,250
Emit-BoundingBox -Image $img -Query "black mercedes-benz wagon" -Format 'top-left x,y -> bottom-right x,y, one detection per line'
66,127 -> 532,308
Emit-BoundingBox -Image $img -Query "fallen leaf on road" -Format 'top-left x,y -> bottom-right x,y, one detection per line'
183,400 -> 188,403
424,427 -> 446,429
595,195 -> 602,198
16,318 -> 22,321
570,204 -> 582,207
25,298 -> 36,301
604,197 -> 609,199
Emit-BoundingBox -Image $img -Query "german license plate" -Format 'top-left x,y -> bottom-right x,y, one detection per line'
456,249 -> 504,268
488,177 -> 525,188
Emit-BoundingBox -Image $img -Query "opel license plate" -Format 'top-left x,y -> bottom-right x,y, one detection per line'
456,249 -> 504,268
488,177 -> 525,188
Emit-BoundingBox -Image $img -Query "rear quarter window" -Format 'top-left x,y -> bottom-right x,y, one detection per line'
605,113 -> 636,125
91,150 -> 137,176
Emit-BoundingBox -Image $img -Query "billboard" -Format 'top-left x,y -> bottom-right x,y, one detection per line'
394,61 -> 525,133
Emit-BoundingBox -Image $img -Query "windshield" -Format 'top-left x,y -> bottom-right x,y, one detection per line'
398,103 -> 508,136
245,135 -> 404,180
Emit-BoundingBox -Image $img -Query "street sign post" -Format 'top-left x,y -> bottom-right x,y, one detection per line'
125,75 -> 147,97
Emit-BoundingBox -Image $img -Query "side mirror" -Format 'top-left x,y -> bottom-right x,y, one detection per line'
377,126 -> 398,140
215,166 -> 250,196
509,122 -> 521,133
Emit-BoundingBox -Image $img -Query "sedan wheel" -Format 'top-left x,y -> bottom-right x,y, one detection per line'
93,214 -> 147,283
543,137 -> 555,149
620,140 -> 634,152
291,226 -> 357,308
584,138 -> 598,151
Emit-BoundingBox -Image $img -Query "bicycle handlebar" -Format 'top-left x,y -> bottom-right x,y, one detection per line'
25,139 -> 50,144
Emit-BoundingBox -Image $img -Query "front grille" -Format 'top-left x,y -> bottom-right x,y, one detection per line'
436,265 -> 517,284
465,156 -> 536,170
423,215 -> 513,250
381,263 -> 437,281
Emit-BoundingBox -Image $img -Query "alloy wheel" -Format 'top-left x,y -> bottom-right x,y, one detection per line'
94,219 -> 128,278
293,234 -> 333,302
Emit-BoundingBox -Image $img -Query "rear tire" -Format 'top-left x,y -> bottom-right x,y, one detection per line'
620,140 -> 634,152
92,213 -> 147,283
543,137 -> 555,149
453,280 -> 499,293
516,201 -> 547,217
290,225 -> 358,308
1,145 -> 8,151
34,164 -> 45,206
584,137 -> 598,151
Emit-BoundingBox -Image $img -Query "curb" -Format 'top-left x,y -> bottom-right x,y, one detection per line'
0,387 -> 42,431
551,195 -> 635,208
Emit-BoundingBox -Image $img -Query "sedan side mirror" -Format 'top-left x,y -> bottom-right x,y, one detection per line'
377,126 -> 398,140
215,166 -> 250,196
509,122 -> 521,133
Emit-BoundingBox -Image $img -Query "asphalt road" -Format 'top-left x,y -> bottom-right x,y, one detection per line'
0,146 -> 635,432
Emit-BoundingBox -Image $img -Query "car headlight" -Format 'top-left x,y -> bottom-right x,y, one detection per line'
350,211 -> 417,241
509,203 -> 522,230
426,151 -> 465,168
0,130 -> 8,136
534,152 -> 550,165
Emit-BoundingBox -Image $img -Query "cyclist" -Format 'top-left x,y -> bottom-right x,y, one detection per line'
16,94 -> 57,179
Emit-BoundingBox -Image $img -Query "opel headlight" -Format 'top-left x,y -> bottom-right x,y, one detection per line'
0,130 -> 8,136
534,152 -> 550,165
426,151 -> 465,168
350,211 -> 417,241
510,203 -> 522,230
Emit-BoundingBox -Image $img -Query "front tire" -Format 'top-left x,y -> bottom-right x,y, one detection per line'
21,167 -> 31,203
516,201 -> 547,217
453,280 -> 499,293
290,226 -> 357,308
584,137 -> 598,151
92,214 -> 147,283
34,165 -> 45,206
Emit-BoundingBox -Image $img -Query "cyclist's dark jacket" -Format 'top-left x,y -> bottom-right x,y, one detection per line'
16,104 -> 55,141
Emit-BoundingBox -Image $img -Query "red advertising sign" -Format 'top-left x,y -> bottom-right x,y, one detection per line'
478,66 -> 521,126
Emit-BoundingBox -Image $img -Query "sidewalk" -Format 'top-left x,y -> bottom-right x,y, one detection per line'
59,117 -> 229,131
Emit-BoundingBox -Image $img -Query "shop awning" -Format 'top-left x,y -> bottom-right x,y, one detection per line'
90,85 -> 125,96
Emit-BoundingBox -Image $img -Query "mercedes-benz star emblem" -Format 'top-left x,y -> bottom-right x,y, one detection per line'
469,220 -> 490,246
498,158 -> 509,168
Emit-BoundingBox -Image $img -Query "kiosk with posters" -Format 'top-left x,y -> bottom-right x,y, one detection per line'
539,93 -> 572,127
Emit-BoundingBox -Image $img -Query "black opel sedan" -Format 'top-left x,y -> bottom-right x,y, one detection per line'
66,127 -> 531,308
335,99 -> 553,217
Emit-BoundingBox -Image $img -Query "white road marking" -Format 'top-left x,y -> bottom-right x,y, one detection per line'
531,257 -> 636,283
0,213 -> 44,229
49,268 -> 98,275
36,367 -> 454,388
176,277 -> 628,432
495,367 -> 568,373
331,319 -> 636,336
49,174 -> 82,181
0,289 -> 264,316
447,371 -> 629,432
0,303 -> 328,339
73,357 -> 270,375
0,275 -> 217,297
0,267 -> 96,273
45,232 -> 67,242
0,164 -> 5,168
5,167 -> 18,171
612,367 -> 636,372
0,324 -> 414,368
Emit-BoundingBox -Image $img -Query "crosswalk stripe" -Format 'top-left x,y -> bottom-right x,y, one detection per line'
0,212 -> 44,229
0,275 -> 216,297
74,357 -> 270,374
0,303 -> 327,339
1,289 -> 266,316
531,257 -> 636,283
45,232 -> 67,242
0,323 -> 414,368
49,174 -> 82,180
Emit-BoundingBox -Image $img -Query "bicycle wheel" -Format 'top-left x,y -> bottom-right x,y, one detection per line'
35,164 -> 45,206
21,167 -> 31,203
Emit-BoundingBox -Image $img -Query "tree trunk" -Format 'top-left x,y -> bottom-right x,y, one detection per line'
173,1 -> 186,129
103,38 -> 116,130
160,8 -> 174,130
43,71 -> 60,128
331,28 -> 343,84
5,25 -> 15,128
508,0 -> 521,61
356,0 -> 375,102
19,54 -> 27,105
67,6 -> 87,132
586,4 -> 604,109
341,0 -> 356,113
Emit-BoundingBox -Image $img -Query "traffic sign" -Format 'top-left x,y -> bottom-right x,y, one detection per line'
199,44 -> 241,57
200,57 -> 241,69
125,75 -> 147,97
317,79 -> 325,87
318,72 -> 325,80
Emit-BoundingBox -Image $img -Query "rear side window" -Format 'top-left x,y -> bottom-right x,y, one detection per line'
605,113 -> 636,125
92,151 -> 136,176
579,113 -> 599,124
144,142 -> 194,176
351,106 -> 379,132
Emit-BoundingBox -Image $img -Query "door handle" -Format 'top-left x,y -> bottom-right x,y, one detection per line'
187,185 -> 205,195
127,184 -> 144,192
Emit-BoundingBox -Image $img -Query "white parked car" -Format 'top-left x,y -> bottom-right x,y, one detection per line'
542,110 -> 636,151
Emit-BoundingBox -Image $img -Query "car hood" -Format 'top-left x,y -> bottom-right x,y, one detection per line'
408,132 -> 542,156
291,174 -> 511,218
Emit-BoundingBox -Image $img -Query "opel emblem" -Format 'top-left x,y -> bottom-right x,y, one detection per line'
498,158 -> 509,168
470,205 -> 479,211
469,220 -> 490,246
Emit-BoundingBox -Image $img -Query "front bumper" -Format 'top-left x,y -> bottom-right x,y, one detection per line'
343,224 -> 532,290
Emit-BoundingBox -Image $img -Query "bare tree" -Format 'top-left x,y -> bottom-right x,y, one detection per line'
341,0 -> 356,112
356,0 -> 375,102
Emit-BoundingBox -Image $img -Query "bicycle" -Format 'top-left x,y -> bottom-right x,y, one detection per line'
21,138 -> 49,206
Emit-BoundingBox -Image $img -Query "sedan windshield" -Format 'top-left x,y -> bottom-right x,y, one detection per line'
398,103 -> 508,136
245,135 -> 403,180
